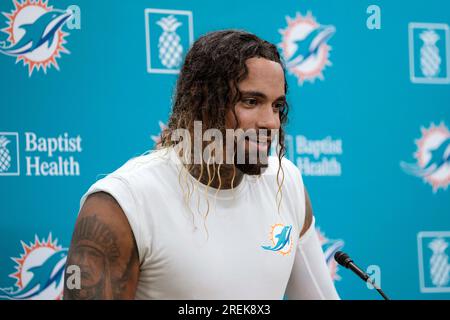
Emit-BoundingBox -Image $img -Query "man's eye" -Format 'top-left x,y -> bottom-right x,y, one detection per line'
274,102 -> 286,111
243,98 -> 258,106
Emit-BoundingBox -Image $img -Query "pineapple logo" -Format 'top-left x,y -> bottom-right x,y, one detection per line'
428,238 -> 450,288
145,9 -> 193,74
420,30 -> 441,78
0,136 -> 12,173
0,132 -> 19,176
409,23 -> 450,84
157,15 -> 183,69
418,232 -> 450,293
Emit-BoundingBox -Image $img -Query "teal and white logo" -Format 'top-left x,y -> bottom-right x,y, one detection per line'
0,132 -> 20,176
145,8 -> 193,74
279,11 -> 335,85
401,122 -> 450,193
0,0 -> 80,76
317,228 -> 345,281
261,224 -> 293,256
0,234 -> 67,300
409,23 -> 450,84
418,232 -> 450,293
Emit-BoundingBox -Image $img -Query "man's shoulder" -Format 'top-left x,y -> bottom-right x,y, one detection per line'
113,148 -> 173,177
263,155 -> 304,190
266,155 -> 301,177
89,148 -> 176,195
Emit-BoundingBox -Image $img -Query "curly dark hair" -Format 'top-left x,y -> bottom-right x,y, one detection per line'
160,29 -> 289,212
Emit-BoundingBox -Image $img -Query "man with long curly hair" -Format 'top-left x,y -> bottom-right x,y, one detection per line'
63,30 -> 340,300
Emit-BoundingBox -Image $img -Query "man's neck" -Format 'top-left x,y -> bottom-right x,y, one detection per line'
188,163 -> 244,190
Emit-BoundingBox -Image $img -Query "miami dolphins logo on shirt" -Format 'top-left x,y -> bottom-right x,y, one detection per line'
261,224 -> 293,256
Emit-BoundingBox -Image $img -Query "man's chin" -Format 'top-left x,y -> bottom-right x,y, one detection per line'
235,162 -> 268,176
233,143 -> 271,175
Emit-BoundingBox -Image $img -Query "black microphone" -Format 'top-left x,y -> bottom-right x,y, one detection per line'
334,251 -> 390,300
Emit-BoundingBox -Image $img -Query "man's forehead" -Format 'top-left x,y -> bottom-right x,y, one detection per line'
239,57 -> 285,95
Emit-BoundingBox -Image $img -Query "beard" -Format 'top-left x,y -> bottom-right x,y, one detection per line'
233,139 -> 271,176
235,162 -> 268,175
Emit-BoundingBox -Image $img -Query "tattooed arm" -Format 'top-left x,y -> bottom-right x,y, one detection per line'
63,192 -> 140,299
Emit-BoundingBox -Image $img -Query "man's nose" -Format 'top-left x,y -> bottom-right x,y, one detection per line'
256,103 -> 280,129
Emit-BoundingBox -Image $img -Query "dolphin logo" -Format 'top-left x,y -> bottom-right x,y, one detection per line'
0,9 -> 71,56
262,225 -> 292,252
317,231 -> 345,281
0,249 -> 67,300
286,25 -> 335,69
401,138 -> 450,177
323,239 -> 345,265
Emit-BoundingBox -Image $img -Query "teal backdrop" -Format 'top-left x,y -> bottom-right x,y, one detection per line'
0,0 -> 449,300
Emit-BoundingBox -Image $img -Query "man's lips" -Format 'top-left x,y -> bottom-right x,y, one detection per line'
245,136 -> 271,144
245,137 -> 271,151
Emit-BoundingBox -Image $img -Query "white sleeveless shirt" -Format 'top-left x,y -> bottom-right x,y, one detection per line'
80,147 -> 306,299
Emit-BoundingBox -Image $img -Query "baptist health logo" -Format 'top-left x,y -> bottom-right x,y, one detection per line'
418,232 -> 450,293
409,23 -> 450,84
0,132 -> 81,176
401,122 -> 450,192
145,8 -> 193,74
0,0 -> 81,76
279,11 -> 335,85
0,234 -> 67,300
279,134 -> 343,176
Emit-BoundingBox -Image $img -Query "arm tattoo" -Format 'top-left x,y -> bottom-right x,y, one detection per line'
64,214 -> 137,299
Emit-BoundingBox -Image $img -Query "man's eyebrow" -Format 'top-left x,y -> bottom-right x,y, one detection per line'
240,91 -> 286,101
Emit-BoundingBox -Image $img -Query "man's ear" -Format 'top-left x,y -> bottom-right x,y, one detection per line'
300,187 -> 313,238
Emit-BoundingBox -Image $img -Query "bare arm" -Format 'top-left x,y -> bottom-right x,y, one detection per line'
63,192 -> 140,299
